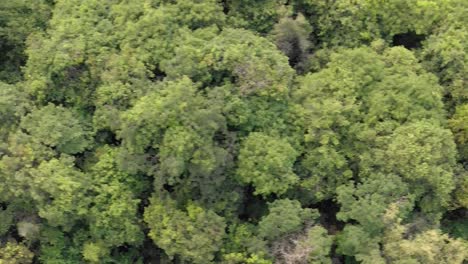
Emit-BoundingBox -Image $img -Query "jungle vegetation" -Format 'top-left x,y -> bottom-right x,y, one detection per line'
0,0 -> 467,263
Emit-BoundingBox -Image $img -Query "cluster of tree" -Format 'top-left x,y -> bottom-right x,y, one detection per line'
0,0 -> 467,263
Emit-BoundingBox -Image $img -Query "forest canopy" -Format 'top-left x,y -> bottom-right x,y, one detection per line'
0,0 -> 467,263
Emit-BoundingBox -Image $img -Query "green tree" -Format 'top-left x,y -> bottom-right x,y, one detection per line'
222,223 -> 269,261
421,0 -> 467,111
24,0 -> 119,108
305,226 -> 334,264
82,241 -> 109,263
159,27 -> 295,135
28,156 -> 89,230
162,28 -> 294,99
449,104 -> 468,161
237,133 -> 299,196
20,104 -> 92,154
118,77 -> 238,211
336,225 -> 385,264
93,0 -> 226,130
361,121 -> 457,217
453,169 -> 468,208
0,131 -> 55,202
292,47 -> 384,201
37,225 -> 84,264
0,208 -> 13,237
222,253 -> 272,264
224,0 -> 287,33
382,204 -> 468,264
0,82 -> 29,139
295,0 -> 451,48
336,174 -> 413,235
0,0 -> 51,83
293,46 -> 447,203
258,199 -> 318,241
144,196 -> 226,263
384,229 -> 468,264
83,146 -> 146,261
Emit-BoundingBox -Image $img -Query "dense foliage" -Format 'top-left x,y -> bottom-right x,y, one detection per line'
0,0 -> 467,263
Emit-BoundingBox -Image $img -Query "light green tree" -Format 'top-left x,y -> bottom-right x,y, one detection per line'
237,133 -> 299,196
144,196 -> 226,263
0,242 -> 34,264
28,156 -> 89,230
